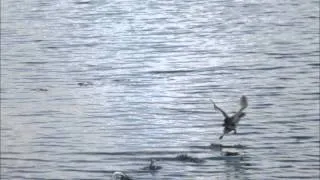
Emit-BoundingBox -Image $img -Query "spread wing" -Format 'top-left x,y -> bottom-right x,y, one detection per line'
210,99 -> 229,118
232,95 -> 248,124
240,95 -> 248,111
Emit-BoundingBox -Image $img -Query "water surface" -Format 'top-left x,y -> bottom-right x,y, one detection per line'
1,0 -> 319,179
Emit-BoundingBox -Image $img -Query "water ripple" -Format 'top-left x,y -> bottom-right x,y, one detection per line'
1,0 -> 319,179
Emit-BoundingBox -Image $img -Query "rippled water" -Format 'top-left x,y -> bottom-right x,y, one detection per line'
1,0 -> 319,179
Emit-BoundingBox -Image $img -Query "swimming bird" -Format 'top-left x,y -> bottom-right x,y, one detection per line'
112,171 -> 133,180
210,95 -> 248,139
143,159 -> 162,171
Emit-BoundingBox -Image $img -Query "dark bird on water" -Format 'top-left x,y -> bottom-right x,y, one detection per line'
143,159 -> 162,171
211,95 -> 248,139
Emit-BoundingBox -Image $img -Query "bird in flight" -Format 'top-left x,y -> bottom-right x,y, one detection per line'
210,95 -> 248,139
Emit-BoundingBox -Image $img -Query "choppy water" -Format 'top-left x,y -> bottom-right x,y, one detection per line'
1,0 -> 319,179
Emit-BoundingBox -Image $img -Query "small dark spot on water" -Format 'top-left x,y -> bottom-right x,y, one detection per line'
33,39 -> 44,43
74,1 -> 92,5
209,143 -> 222,150
112,78 -> 131,83
23,61 -> 48,65
175,154 -> 205,163
253,66 -> 287,71
224,151 -> 240,156
254,86 -> 286,90
61,168 -> 111,174
279,165 -> 294,168
306,15 -> 319,19
141,160 -> 162,172
218,144 -> 247,149
208,143 -> 249,150
32,88 -> 48,92
254,103 -> 273,109
264,52 -> 300,59
278,77 -> 296,80
82,42 -> 99,47
77,82 -> 93,87
46,46 -> 59,49
291,136 -> 313,140
148,69 -> 195,75
307,63 -> 320,67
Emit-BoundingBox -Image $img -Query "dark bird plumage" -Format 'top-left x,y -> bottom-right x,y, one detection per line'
211,95 -> 248,139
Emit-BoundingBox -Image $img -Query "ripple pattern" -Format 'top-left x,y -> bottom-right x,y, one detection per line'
1,0 -> 319,179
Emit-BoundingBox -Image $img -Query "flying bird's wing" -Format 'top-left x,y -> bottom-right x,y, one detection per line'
210,99 -> 229,119
240,95 -> 248,110
232,95 -> 248,124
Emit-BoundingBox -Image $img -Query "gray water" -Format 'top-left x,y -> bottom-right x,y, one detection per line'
1,0 -> 319,179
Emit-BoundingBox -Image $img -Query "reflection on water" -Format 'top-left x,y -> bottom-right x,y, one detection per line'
1,0 -> 319,179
